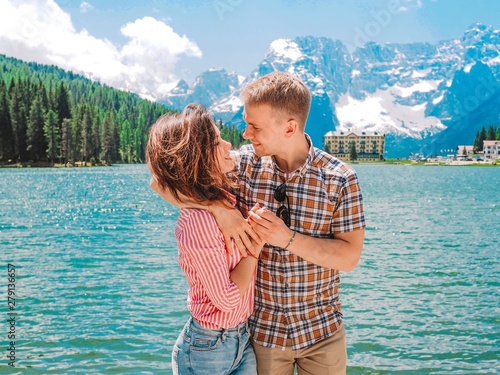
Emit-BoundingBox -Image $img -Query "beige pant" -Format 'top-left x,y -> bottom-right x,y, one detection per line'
251,325 -> 346,375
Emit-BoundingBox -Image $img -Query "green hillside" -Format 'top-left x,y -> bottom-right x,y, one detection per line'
0,54 -> 172,166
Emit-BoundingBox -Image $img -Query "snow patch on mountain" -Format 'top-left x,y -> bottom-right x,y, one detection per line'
432,94 -> 444,105
336,88 -> 446,138
212,95 -> 242,113
270,39 -> 304,61
411,69 -> 431,78
391,79 -> 443,97
488,55 -> 500,65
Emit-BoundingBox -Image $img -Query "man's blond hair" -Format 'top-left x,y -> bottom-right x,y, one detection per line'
240,72 -> 311,129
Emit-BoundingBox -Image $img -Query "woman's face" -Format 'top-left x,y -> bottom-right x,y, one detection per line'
214,125 -> 234,173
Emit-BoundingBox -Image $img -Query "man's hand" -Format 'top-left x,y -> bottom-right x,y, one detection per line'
249,205 -> 365,272
248,205 -> 293,248
246,204 -> 267,257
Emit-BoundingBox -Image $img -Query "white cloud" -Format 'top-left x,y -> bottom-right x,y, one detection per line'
412,0 -> 424,8
0,0 -> 202,100
119,17 -> 202,98
398,0 -> 424,12
79,1 -> 94,13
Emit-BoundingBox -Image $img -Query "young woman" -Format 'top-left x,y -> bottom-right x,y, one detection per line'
146,103 -> 262,375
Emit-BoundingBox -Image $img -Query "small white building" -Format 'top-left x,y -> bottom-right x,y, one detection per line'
456,145 -> 474,157
483,140 -> 500,159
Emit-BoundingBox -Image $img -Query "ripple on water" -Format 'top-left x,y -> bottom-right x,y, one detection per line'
2,165 -> 499,374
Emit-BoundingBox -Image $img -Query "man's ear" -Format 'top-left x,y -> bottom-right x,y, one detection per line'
285,119 -> 298,137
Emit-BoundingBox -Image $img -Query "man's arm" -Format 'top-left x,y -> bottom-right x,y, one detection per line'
150,177 -> 191,207
150,176 -> 260,256
290,228 -> 364,272
249,207 -> 364,272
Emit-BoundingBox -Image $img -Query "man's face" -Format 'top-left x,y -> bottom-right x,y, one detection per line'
242,104 -> 286,157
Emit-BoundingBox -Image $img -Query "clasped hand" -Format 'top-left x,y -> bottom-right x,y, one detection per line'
213,203 -> 294,258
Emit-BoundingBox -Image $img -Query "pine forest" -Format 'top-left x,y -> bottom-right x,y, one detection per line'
0,54 -> 246,167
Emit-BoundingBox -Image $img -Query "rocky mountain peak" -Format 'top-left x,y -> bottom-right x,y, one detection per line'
160,25 -> 500,157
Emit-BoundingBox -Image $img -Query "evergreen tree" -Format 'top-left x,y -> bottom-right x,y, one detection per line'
91,107 -> 100,164
477,126 -> 487,152
26,95 -> 47,161
44,110 -> 59,165
56,82 -> 71,159
81,106 -> 93,165
133,127 -> 142,163
135,113 -> 147,162
473,131 -> 481,152
38,81 -> 49,114
496,126 -> 500,141
324,143 -> 331,154
56,82 -> 71,125
60,118 -> 71,165
120,119 -> 132,163
218,121 -> 247,149
10,79 -> 29,161
349,142 -> 358,161
70,103 -> 84,163
108,110 -> 119,163
101,111 -> 114,165
487,125 -> 496,140
0,80 -> 14,162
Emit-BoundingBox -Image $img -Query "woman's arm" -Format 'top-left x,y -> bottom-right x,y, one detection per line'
228,233 -> 264,297
180,210 -> 262,310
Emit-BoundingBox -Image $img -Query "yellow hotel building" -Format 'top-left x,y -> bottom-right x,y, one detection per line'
323,130 -> 385,161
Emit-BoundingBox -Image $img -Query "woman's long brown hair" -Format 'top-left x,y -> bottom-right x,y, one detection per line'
146,103 -> 232,206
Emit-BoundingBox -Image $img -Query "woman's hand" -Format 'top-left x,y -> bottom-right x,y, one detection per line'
210,203 -> 262,257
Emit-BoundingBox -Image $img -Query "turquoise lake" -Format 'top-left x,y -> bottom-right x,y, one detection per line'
1,164 -> 499,374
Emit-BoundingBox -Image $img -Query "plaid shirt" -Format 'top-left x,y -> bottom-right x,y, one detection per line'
231,134 -> 365,350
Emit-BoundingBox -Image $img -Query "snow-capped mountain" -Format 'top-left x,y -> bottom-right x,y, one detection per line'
161,68 -> 244,111
160,23 -> 500,157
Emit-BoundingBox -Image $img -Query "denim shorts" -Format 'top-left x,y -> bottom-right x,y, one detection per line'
172,316 -> 257,375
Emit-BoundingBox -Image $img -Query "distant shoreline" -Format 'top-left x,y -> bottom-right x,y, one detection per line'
0,161 -> 112,168
1,160 -> 498,169
349,160 -> 499,167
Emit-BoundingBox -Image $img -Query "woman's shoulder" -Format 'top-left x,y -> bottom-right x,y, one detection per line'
176,208 -> 226,255
176,208 -> 222,241
178,208 -> 217,229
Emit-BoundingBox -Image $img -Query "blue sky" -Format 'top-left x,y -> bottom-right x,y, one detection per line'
1,0 -> 499,99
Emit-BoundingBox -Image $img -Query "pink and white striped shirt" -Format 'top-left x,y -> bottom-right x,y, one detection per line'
174,205 -> 255,329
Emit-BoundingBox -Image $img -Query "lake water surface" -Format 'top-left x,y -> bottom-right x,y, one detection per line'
1,164 -> 498,374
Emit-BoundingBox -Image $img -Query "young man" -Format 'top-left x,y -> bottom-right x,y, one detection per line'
208,71 -> 366,375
